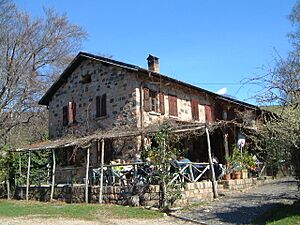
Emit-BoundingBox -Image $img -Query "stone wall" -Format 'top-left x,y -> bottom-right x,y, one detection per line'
137,79 -> 211,128
17,177 -> 275,207
221,176 -> 274,191
48,59 -> 140,139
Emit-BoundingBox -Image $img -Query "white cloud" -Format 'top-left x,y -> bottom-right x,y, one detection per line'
216,87 -> 227,95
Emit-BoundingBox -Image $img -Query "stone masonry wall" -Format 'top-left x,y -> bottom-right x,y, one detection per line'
16,177 -> 275,206
136,79 -> 211,128
48,59 -> 140,139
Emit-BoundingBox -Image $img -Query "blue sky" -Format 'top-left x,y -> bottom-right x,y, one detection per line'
15,0 -> 297,105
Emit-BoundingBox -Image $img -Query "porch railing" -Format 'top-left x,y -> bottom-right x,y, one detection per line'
170,162 -> 210,184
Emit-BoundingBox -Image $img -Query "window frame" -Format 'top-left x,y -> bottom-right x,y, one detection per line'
96,94 -> 107,118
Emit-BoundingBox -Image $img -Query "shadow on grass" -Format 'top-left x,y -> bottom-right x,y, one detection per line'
252,200 -> 300,225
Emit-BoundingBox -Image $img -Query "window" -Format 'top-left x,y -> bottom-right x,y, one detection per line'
150,90 -> 158,112
81,74 -> 91,84
63,102 -> 76,126
191,99 -> 199,121
96,94 -> 107,117
168,95 -> 178,116
143,88 -> 165,114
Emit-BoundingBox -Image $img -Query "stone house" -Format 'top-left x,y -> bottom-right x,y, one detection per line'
38,52 -> 262,182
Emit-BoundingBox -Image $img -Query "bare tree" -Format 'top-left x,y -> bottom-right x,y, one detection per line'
0,0 -> 87,148
246,2 -> 300,184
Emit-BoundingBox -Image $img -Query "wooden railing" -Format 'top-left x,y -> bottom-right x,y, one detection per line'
170,162 -> 210,184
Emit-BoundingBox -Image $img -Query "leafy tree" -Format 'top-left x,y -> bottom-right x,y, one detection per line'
145,123 -> 183,209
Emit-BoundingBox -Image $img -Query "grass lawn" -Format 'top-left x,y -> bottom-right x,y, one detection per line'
252,200 -> 300,225
0,200 -> 163,221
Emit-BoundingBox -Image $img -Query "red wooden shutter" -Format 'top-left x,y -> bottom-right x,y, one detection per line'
100,94 -> 107,116
68,102 -> 73,124
96,96 -> 100,117
169,95 -> 178,116
173,96 -> 178,116
143,88 -> 150,112
72,102 -> 76,122
191,99 -> 199,121
205,105 -> 213,123
63,106 -> 68,126
159,92 -> 165,114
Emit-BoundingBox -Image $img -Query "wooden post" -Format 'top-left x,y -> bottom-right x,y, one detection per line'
85,147 -> 90,203
224,131 -> 229,159
6,162 -> 10,200
99,139 -> 105,204
19,152 -> 23,199
50,149 -> 56,201
161,138 -> 167,208
205,127 -> 218,198
26,151 -> 31,201
19,152 -> 22,176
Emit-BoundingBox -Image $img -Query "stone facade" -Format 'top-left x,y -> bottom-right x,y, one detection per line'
41,52 -> 261,182
48,58 -> 216,140
137,78 -> 209,127
48,59 -> 140,139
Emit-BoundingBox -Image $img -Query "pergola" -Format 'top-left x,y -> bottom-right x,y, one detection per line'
12,121 -> 243,203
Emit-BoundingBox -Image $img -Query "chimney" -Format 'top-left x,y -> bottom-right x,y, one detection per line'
147,54 -> 160,73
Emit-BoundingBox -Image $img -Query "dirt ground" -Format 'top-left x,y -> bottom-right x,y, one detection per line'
0,178 -> 298,225
0,216 -> 187,225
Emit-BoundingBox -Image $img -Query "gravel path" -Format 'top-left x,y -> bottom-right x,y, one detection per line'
0,178 -> 298,225
174,178 -> 299,225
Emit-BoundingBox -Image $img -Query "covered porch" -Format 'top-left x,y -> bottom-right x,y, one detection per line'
11,121 -> 261,206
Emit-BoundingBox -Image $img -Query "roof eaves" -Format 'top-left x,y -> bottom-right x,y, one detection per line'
79,52 -> 139,71
39,53 -> 84,105
39,52 -> 140,106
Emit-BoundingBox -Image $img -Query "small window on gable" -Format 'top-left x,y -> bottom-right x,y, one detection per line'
168,95 -> 178,117
81,74 -> 91,84
96,94 -> 107,118
63,102 -> 76,126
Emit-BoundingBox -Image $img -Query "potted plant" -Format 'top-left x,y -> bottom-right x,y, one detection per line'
223,165 -> 232,180
241,150 -> 256,179
226,145 -> 243,179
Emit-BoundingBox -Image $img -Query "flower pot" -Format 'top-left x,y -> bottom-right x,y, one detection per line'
241,169 -> 248,179
224,173 -> 231,180
234,171 -> 241,179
